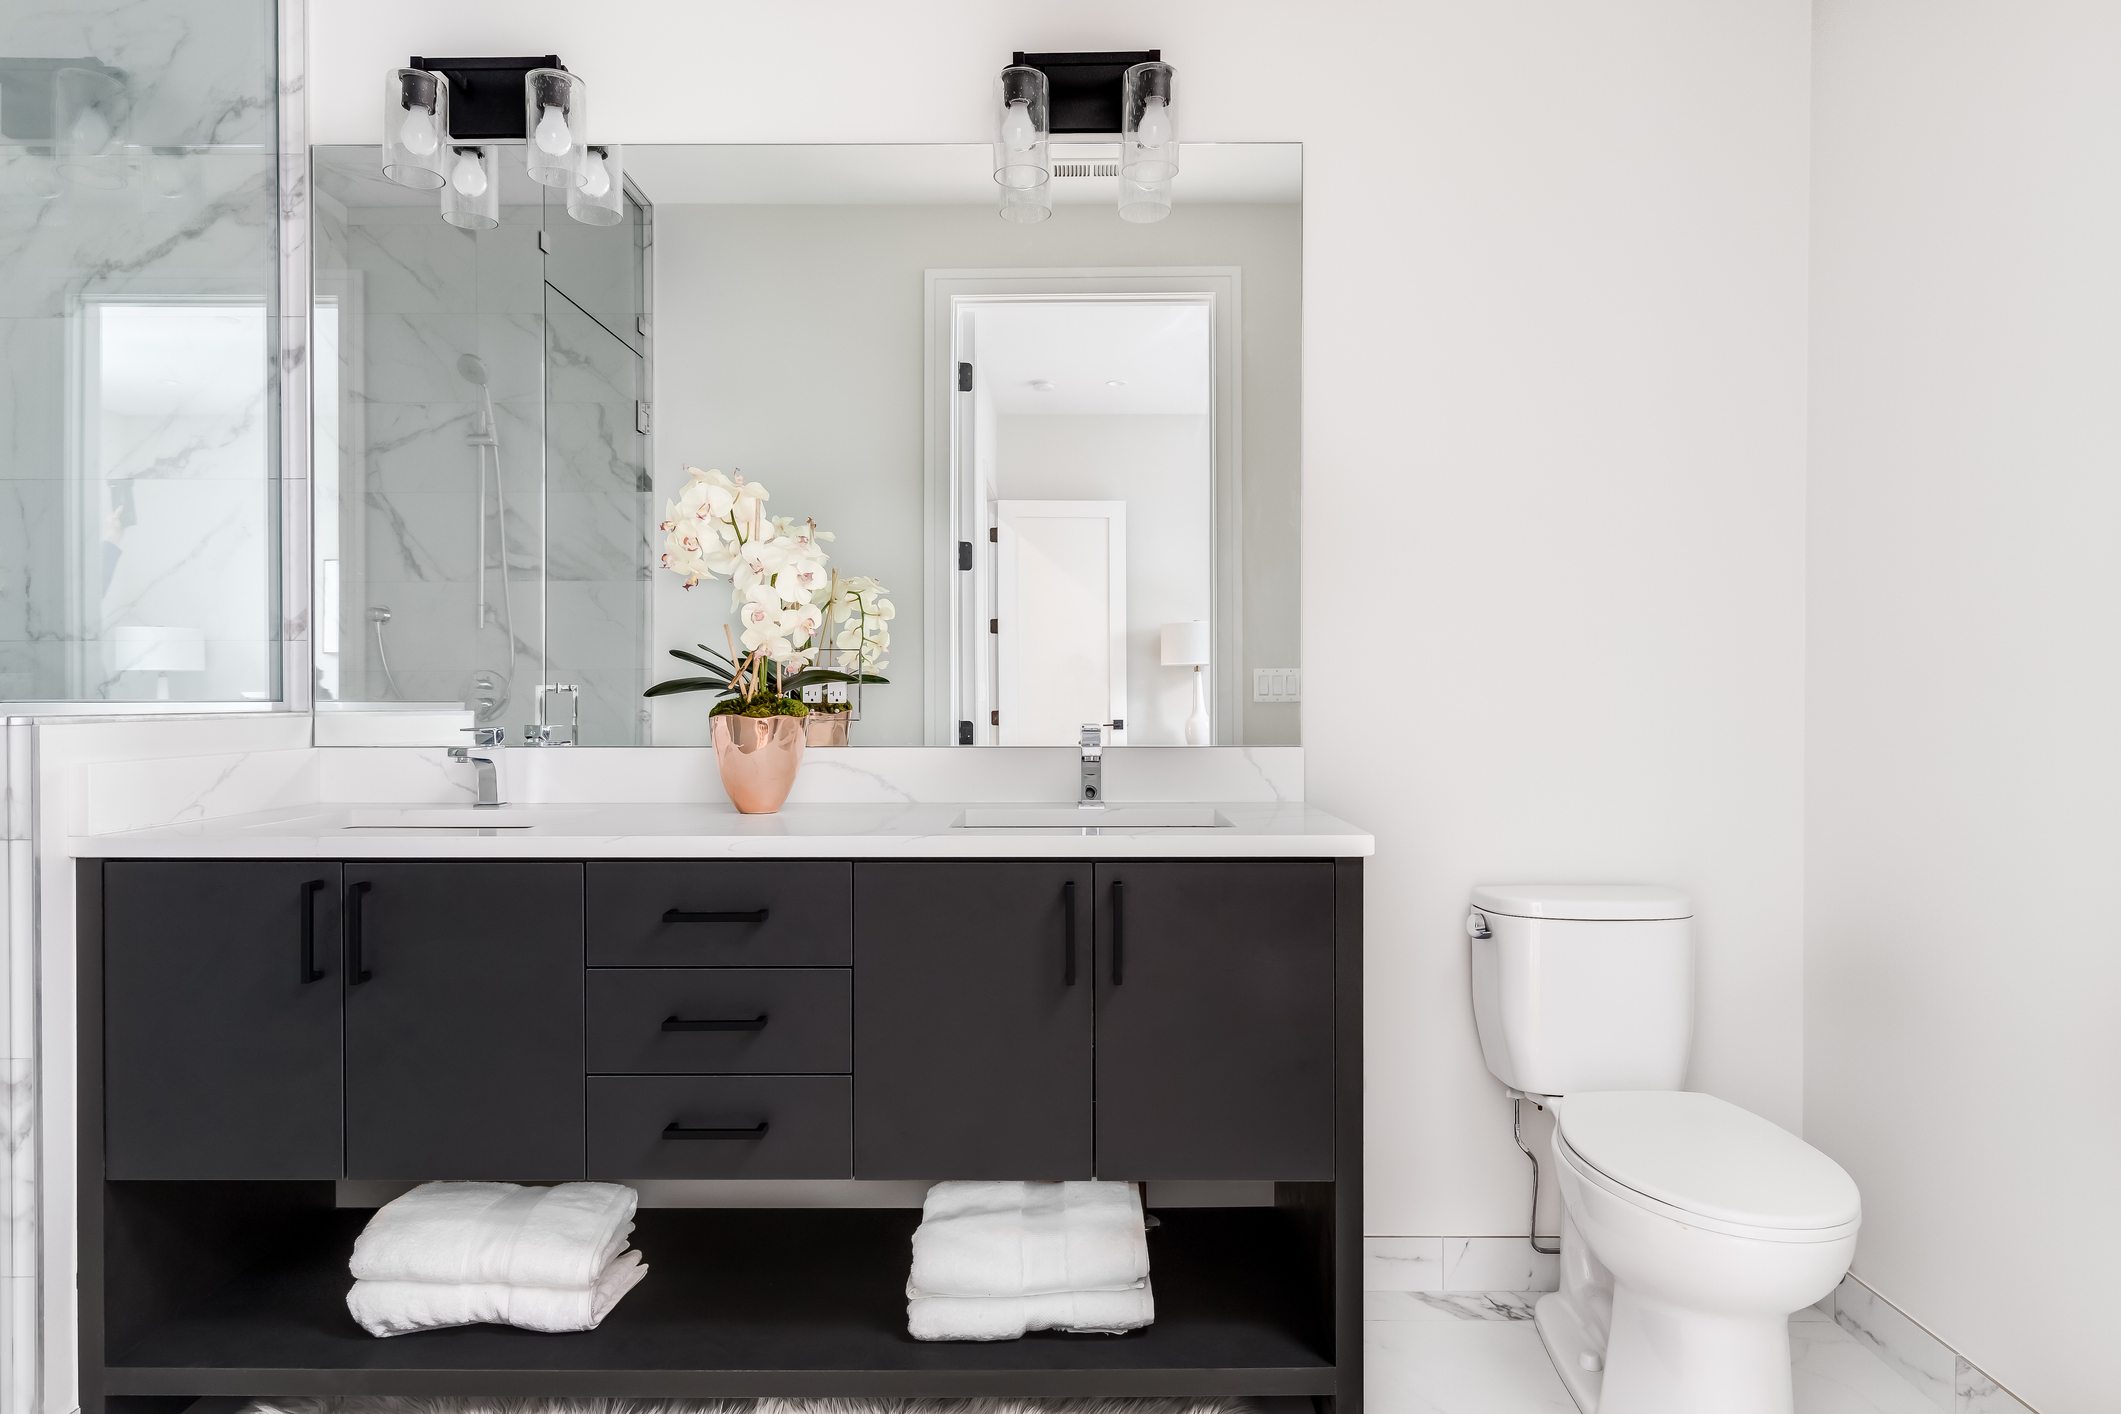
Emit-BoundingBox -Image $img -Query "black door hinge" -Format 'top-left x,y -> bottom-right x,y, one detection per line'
537,229 -> 550,254
989,526 -> 998,542
957,720 -> 974,744
958,540 -> 972,570
989,618 -> 998,634
957,361 -> 973,392
991,710 -> 1000,726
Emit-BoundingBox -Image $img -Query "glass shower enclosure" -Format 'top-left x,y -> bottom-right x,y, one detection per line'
311,146 -> 651,745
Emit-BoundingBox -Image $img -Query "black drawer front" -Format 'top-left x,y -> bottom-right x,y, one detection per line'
588,1076 -> 852,1178
587,862 -> 851,967
587,969 -> 852,1075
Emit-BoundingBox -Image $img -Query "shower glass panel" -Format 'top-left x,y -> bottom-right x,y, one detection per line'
312,147 -> 649,744
0,0 -> 282,704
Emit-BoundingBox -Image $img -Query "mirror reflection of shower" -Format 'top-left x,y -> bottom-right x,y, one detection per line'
458,353 -> 515,725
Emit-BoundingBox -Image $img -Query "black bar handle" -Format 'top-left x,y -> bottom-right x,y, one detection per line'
662,1014 -> 769,1032
662,1121 -> 769,1140
1062,880 -> 1077,986
663,908 -> 769,924
1111,878 -> 1124,985
299,879 -> 327,983
347,879 -> 373,984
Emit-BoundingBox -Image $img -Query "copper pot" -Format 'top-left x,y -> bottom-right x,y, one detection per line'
804,711 -> 850,748
711,713 -> 807,813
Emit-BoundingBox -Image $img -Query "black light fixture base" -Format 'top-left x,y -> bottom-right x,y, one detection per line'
1011,49 -> 1160,135
410,54 -> 563,141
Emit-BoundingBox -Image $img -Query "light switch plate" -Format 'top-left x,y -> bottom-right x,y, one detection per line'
1254,667 -> 1300,703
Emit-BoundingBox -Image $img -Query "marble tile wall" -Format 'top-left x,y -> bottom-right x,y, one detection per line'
1364,1236 -> 1561,1294
0,0 -> 284,706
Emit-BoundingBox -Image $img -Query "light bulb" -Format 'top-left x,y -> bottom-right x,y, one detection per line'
535,104 -> 571,156
1137,95 -> 1171,148
580,152 -> 610,199
450,150 -> 487,197
1000,99 -> 1037,152
399,105 -> 437,156
69,107 -> 112,153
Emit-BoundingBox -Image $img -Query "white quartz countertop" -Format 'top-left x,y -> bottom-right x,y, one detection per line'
67,800 -> 1374,859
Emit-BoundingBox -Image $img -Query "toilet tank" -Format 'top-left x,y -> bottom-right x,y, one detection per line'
1468,883 -> 1694,1096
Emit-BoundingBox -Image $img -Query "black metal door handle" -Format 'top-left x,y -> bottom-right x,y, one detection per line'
663,908 -> 769,923
662,1014 -> 769,1032
1111,879 -> 1124,985
347,879 -> 373,984
662,1121 -> 769,1140
300,879 -> 327,983
1063,879 -> 1077,986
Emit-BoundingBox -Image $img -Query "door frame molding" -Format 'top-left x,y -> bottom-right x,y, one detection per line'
922,268 -> 1244,746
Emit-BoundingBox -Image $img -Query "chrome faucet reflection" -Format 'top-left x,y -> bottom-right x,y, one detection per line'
448,726 -> 508,805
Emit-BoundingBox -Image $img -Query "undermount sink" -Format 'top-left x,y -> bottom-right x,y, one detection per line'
956,806 -> 1230,829
342,807 -> 587,830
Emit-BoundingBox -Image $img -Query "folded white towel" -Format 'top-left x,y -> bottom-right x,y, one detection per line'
350,1181 -> 637,1290
346,1249 -> 648,1337
908,1279 -> 1155,1342
908,1181 -> 1148,1299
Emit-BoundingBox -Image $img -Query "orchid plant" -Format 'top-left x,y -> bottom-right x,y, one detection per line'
646,466 -> 892,707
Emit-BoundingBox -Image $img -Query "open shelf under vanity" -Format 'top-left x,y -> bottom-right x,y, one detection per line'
96,1201 -> 1334,1400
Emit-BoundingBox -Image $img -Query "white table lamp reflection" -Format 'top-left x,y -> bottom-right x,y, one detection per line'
1161,620 -> 1211,746
113,625 -> 205,699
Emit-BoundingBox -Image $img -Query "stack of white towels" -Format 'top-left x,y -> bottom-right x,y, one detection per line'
906,1180 -> 1154,1342
346,1181 -> 648,1338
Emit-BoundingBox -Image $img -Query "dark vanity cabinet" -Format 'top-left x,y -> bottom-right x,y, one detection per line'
81,853 -> 1363,1411
103,861 -> 345,1179
342,862 -> 586,1179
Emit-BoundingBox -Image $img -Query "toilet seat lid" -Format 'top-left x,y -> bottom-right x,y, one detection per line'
1554,1092 -> 1860,1231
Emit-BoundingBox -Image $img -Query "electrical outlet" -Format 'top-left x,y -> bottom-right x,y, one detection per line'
1253,667 -> 1301,703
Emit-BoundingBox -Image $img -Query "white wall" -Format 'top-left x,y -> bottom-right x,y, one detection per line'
995,414 -> 1211,743
311,0 -> 1813,1244
1808,3 -> 2121,1408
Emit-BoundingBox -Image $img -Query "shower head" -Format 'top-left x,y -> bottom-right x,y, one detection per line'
456,354 -> 489,386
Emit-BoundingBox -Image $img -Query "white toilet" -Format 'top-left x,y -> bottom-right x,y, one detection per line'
1468,883 -> 1860,1414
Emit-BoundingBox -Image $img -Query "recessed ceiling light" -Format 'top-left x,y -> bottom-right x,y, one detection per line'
1106,380 -> 1126,387
1030,379 -> 1055,392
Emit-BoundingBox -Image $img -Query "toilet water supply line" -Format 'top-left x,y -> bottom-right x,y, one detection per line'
1514,1095 -> 1563,1256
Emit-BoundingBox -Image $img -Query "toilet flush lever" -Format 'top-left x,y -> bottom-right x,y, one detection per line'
1466,910 -> 1492,939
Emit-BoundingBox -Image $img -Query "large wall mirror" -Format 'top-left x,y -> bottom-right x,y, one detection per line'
312,142 -> 1299,746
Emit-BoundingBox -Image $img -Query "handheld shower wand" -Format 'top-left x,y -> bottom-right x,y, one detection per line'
458,354 -> 516,722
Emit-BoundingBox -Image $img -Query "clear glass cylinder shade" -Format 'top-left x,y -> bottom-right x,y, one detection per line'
524,68 -> 587,188
440,145 -> 499,229
381,68 -> 449,190
55,66 -> 130,189
998,179 -> 1052,224
993,66 -> 1050,191
1117,173 -> 1172,223
1122,61 -> 1178,182
567,145 -> 624,225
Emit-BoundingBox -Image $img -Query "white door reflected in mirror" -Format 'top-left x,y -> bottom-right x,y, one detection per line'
994,501 -> 1126,746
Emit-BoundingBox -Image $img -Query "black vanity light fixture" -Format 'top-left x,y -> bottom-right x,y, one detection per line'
382,55 -> 623,228
995,50 -> 1176,225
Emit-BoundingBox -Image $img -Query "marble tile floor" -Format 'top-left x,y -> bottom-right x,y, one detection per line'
1365,1294 -> 1941,1414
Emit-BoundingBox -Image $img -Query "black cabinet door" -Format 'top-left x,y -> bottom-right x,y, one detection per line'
853,862 -> 1091,1178
344,862 -> 585,1179
1094,862 -> 1336,1179
104,861 -> 344,1179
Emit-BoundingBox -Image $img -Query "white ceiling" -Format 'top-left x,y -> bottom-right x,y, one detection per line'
972,302 -> 1211,416
624,142 -> 1298,207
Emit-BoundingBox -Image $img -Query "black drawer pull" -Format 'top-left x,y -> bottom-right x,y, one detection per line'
662,1014 -> 769,1032
1062,879 -> 1077,986
347,879 -> 373,984
1111,879 -> 1124,985
299,879 -> 327,983
663,908 -> 770,924
662,1121 -> 769,1140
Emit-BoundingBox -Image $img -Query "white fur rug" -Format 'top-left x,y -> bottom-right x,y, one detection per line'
243,1398 -> 1264,1414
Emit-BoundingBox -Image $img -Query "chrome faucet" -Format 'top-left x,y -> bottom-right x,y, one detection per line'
1079,720 -> 1123,806
449,726 -> 508,805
